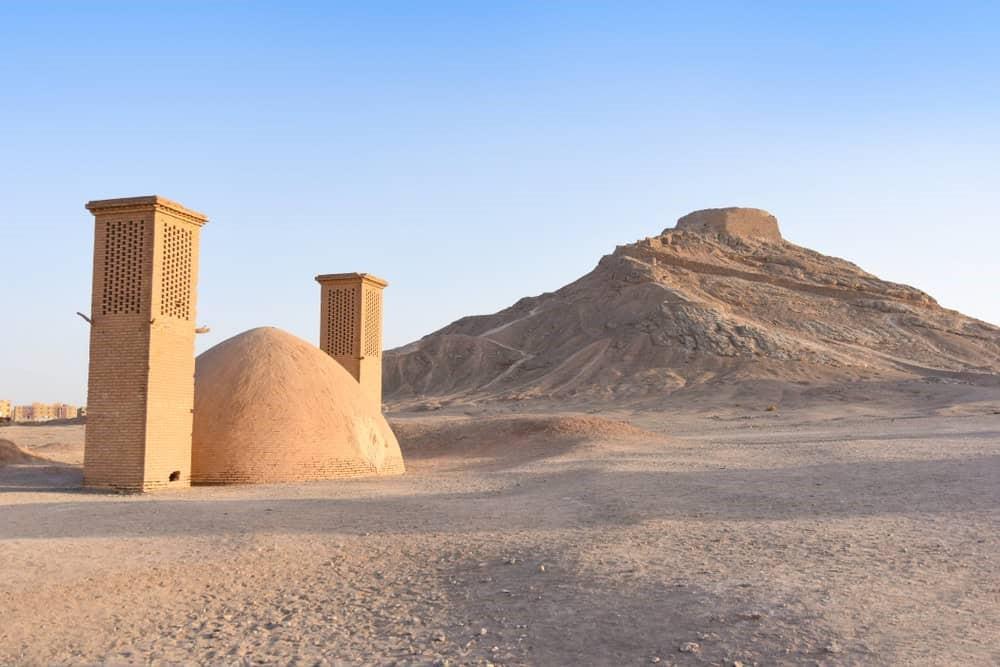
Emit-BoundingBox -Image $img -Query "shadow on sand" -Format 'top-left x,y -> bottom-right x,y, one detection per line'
0,464 -> 83,493
1,455 -> 997,540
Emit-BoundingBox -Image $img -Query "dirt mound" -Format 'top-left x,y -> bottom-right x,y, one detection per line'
0,425 -> 85,465
0,439 -> 50,465
392,414 -> 650,468
385,208 -> 1000,406
192,327 -> 405,484
504,415 -> 649,439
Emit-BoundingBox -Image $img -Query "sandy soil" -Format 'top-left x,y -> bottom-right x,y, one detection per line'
0,424 -> 84,465
1,400 -> 998,666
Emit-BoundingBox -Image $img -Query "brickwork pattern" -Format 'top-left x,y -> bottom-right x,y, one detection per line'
83,196 -> 206,492
83,316 -> 152,488
316,273 -> 388,408
194,457 -> 406,485
190,327 -> 405,486
358,281 -> 384,406
142,299 -> 199,488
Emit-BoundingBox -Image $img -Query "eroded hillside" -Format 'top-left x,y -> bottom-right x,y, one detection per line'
385,208 -> 1000,405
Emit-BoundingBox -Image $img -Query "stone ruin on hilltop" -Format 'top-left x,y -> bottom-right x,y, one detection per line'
673,207 -> 782,241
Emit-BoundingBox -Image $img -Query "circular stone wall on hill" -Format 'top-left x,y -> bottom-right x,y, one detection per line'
191,327 -> 405,485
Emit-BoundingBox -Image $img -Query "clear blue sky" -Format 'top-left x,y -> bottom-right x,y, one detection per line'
2,2 -> 998,406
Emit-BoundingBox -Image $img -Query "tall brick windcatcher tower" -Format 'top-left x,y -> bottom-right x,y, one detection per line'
83,196 -> 208,492
316,273 -> 387,407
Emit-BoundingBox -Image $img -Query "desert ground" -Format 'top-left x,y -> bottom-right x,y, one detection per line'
2,386 -> 999,666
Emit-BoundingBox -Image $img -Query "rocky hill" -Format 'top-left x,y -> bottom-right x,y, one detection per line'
384,208 -> 1000,407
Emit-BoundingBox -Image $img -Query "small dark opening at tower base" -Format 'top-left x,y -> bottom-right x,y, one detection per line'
169,470 -> 181,482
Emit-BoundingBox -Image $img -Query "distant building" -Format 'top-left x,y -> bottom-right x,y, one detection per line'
0,399 -> 11,422
32,402 -> 57,422
10,402 -> 79,423
56,403 -> 78,420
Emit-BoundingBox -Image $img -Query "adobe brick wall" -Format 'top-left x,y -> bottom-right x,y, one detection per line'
83,196 -> 207,492
194,457 -> 406,485
316,273 -> 388,407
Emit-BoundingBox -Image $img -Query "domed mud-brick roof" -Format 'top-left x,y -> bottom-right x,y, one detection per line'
191,327 -> 405,484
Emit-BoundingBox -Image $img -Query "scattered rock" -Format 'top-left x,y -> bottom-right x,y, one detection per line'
679,642 -> 700,653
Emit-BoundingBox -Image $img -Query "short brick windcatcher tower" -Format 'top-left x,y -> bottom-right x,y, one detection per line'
316,273 -> 388,407
83,196 -> 207,492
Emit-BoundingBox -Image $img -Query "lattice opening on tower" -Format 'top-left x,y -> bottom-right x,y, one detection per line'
326,287 -> 358,356
160,224 -> 194,320
363,288 -> 382,357
101,219 -> 146,315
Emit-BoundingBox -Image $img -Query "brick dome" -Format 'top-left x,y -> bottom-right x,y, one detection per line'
191,327 -> 405,484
